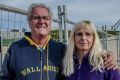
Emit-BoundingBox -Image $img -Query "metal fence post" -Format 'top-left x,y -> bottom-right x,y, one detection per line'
58,6 -> 63,42
63,5 -> 68,44
0,35 -> 2,71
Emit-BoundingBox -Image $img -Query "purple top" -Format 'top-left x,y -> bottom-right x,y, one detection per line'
66,54 -> 120,80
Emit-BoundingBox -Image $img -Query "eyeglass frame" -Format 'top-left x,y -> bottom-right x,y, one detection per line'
30,15 -> 51,22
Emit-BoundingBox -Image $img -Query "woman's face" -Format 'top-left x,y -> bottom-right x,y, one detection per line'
74,28 -> 94,52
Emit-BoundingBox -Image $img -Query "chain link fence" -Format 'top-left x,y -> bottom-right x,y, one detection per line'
0,4 -> 120,71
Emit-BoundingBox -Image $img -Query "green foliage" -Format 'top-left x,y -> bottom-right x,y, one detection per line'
51,29 -> 71,43
51,30 -> 60,41
98,32 -> 105,38
11,29 -> 19,32
107,31 -> 120,35
98,31 -> 120,38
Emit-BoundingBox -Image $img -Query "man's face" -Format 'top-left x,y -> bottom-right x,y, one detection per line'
29,7 -> 51,38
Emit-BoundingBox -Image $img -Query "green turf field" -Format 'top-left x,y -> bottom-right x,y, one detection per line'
2,39 -> 15,46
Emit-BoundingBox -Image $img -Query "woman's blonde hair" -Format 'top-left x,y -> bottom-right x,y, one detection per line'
63,20 -> 104,76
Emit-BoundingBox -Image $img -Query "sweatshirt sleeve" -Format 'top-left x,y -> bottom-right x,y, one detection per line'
105,69 -> 120,80
0,45 -> 15,80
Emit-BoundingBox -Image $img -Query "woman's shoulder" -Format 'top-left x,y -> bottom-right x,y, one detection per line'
105,69 -> 120,80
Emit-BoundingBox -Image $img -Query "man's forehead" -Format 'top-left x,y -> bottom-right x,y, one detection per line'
31,7 -> 49,15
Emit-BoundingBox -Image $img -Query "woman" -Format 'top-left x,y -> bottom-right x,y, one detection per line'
63,20 -> 120,80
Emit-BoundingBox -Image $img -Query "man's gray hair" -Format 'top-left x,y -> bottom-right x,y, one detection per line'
27,3 -> 53,21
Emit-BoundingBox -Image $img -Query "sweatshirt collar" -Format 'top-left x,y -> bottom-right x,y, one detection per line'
24,32 -> 51,49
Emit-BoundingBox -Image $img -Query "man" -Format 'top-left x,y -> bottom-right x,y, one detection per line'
0,3 -> 118,80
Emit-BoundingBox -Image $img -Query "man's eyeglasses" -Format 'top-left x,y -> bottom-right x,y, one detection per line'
31,16 -> 51,21
75,32 -> 93,37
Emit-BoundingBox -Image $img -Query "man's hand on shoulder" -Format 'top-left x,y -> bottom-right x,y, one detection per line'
102,51 -> 118,70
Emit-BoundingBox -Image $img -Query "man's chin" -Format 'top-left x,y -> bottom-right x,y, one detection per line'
38,34 -> 48,38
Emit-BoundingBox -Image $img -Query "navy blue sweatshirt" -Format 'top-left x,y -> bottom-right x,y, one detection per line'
66,54 -> 120,80
0,33 -> 66,80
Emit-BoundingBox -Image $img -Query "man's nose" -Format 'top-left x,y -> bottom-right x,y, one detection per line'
37,18 -> 45,24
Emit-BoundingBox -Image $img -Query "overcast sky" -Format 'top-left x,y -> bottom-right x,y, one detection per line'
0,0 -> 120,30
